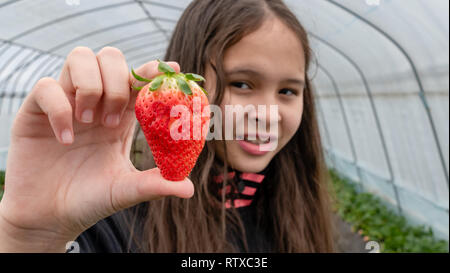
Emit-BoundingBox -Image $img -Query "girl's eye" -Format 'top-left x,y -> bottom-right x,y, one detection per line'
230,82 -> 251,89
279,88 -> 297,96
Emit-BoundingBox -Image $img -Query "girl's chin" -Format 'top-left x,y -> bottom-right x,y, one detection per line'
231,149 -> 272,173
215,140 -> 277,173
232,163 -> 268,173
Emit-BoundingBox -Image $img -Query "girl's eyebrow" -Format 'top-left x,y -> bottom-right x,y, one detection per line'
225,68 -> 262,78
281,78 -> 305,88
225,68 -> 305,88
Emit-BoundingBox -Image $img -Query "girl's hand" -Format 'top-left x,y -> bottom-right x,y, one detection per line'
0,47 -> 194,252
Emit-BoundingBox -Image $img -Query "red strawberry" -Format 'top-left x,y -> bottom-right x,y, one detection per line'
131,61 -> 210,181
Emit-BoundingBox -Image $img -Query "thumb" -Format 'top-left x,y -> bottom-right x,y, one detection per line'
112,167 -> 195,211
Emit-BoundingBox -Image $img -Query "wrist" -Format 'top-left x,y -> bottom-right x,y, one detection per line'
0,210 -> 73,253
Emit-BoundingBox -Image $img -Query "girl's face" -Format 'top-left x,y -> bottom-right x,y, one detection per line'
205,17 -> 306,173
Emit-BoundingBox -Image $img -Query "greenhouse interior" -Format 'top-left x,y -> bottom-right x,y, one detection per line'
0,0 -> 448,253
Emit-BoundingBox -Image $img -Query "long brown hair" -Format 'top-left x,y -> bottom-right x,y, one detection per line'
124,0 -> 336,252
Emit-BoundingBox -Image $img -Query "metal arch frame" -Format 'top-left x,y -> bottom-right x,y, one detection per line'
29,39 -> 167,90
325,0 -> 449,190
26,31 -> 167,91
48,18 -> 152,52
43,46 -> 168,83
316,64 -> 365,193
0,0 -> 180,90
18,55 -> 60,92
125,48 -> 167,63
0,41 -> 64,94
0,48 -> 41,96
18,59 -> 66,109
0,0 -> 181,105
1,0 -> 443,189
140,0 -> 185,12
0,50 -> 56,91
1,50 -> 41,91
0,46 -> 25,81
6,89 -> 22,114
135,0 -> 170,41
41,46 -> 167,80
27,33 -> 167,90
0,42 -> 8,52
5,1 -> 182,42
309,33 -> 403,214
42,59 -> 65,79
0,17 -> 174,90
127,55 -> 165,68
7,1 -> 137,41
0,40 -> 62,80
43,47 -> 162,81
0,43 -> 12,65
23,57 -> 63,91
0,91 -> 22,114
11,54 -> 56,94
50,68 -> 62,81
0,40 -> 64,75
312,69 -> 337,170
0,1 -> 181,115
121,39 -> 167,55
0,0 -> 21,9
0,91 -> 10,115
0,39 -> 64,59
0,92 -> 5,114
92,29 -> 163,52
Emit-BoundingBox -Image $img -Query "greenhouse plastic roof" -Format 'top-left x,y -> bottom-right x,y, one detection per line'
0,0 -> 448,93
0,0 -> 449,238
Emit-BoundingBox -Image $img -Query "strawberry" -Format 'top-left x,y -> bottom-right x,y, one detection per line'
131,61 -> 210,181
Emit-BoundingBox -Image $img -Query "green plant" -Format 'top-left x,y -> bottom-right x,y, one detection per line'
329,169 -> 449,253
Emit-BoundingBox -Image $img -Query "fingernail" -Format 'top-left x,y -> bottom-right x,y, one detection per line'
81,109 -> 94,123
61,129 -> 73,144
105,114 -> 120,127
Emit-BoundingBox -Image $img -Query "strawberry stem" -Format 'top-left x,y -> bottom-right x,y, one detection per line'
186,73 -> 206,82
157,59 -> 175,76
175,75 -> 192,95
131,68 -> 152,82
130,61 -> 209,96
150,75 -> 165,91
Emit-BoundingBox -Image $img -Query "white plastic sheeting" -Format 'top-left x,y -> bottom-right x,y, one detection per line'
0,0 -> 448,239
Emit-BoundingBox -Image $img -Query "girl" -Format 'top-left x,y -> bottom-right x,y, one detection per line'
0,0 -> 335,253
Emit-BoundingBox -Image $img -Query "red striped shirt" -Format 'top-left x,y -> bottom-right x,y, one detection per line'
214,171 -> 265,208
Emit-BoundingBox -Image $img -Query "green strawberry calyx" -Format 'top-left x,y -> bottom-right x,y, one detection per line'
131,60 -> 208,95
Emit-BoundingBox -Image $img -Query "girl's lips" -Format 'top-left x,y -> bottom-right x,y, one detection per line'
237,140 -> 277,155
244,133 -> 278,143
